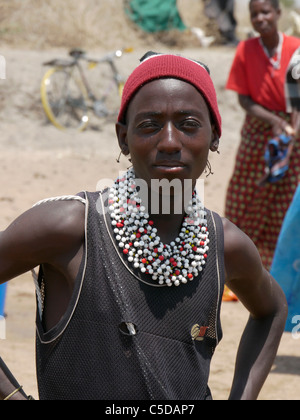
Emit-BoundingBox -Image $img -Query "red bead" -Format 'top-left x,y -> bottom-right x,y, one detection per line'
175,270 -> 180,276
159,256 -> 164,261
123,249 -> 129,255
141,258 -> 147,264
149,220 -> 154,226
117,222 -> 124,228
204,254 -> 208,258
187,274 -> 193,280
200,241 -> 204,246
192,246 -> 197,252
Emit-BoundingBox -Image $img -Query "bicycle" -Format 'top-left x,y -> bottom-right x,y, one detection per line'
41,48 -> 133,131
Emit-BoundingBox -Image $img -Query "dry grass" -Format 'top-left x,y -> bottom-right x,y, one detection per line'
0,0 -> 243,51
0,0 -> 207,50
0,0 -> 296,50
0,0 -> 150,50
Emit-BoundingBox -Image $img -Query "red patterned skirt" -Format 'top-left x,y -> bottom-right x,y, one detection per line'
225,112 -> 300,270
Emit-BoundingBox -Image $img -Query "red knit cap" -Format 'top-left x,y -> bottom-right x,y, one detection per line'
118,54 -> 222,137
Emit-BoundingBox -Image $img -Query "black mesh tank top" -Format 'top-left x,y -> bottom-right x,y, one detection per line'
36,191 -> 225,400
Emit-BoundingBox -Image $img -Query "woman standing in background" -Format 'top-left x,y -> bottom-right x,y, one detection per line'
225,0 -> 300,271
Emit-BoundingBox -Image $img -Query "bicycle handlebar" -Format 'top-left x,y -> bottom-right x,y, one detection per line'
43,48 -> 133,67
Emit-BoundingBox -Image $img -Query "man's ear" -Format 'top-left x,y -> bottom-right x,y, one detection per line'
116,122 -> 130,156
210,126 -> 220,153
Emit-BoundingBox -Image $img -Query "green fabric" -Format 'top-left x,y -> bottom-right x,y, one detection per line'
125,0 -> 187,33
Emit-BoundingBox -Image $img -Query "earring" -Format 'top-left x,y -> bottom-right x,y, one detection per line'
116,150 -> 132,165
116,151 -> 122,163
205,160 -> 214,177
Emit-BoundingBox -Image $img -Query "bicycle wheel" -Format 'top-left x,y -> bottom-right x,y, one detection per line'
41,67 -> 89,131
118,82 -> 124,98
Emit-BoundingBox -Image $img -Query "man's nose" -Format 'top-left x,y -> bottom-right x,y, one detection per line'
156,123 -> 182,154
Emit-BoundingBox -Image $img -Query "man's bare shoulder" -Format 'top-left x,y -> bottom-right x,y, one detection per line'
29,198 -> 86,241
1,198 -> 86,254
221,217 -> 248,252
221,217 -> 264,283
0,198 -> 86,282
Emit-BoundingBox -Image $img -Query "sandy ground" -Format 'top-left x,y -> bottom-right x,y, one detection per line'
0,46 -> 299,400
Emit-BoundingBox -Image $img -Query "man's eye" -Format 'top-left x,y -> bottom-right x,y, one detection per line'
181,120 -> 201,129
137,121 -> 160,131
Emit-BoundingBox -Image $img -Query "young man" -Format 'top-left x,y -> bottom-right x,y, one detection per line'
0,53 -> 287,400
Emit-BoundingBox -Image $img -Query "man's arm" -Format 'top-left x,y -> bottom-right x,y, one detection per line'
0,200 -> 85,400
0,201 -> 85,283
0,358 -> 29,400
223,218 -> 288,400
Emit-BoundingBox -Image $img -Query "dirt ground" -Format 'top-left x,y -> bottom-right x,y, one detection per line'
0,44 -> 299,400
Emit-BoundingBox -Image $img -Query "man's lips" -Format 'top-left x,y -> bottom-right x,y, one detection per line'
153,161 -> 186,168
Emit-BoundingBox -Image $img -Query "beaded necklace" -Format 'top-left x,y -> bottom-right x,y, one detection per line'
108,168 -> 209,287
